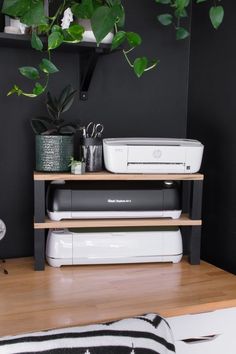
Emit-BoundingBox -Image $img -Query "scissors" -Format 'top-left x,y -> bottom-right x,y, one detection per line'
86,121 -> 104,138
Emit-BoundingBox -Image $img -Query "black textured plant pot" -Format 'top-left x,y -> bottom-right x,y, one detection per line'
35,135 -> 74,172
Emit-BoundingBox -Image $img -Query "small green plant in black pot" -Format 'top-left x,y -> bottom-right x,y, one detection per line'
32,85 -> 79,172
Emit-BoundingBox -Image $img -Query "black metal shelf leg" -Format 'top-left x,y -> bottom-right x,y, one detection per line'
182,180 -> 191,213
34,180 -> 46,270
190,180 -> 203,219
34,180 -> 45,223
34,229 -> 46,271
189,225 -> 202,265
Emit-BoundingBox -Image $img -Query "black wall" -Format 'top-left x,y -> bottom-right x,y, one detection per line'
188,2 -> 236,273
0,0 -> 191,258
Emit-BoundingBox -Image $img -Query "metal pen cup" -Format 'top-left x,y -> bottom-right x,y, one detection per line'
81,137 -> 103,172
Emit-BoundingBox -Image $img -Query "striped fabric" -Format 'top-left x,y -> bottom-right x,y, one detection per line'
0,313 -> 175,354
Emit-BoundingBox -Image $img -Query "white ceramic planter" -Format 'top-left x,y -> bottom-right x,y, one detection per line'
79,19 -> 114,44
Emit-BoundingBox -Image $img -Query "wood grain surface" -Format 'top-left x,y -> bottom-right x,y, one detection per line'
1,257 -> 236,337
34,214 -> 202,229
33,171 -> 204,181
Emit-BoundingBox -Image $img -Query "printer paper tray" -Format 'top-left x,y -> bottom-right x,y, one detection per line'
127,163 -> 185,173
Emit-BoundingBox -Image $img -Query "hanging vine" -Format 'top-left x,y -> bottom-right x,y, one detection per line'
1,0 -> 158,98
155,0 -> 224,40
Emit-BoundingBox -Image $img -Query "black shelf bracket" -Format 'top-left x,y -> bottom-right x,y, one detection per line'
0,31 -> 111,100
79,47 -> 104,101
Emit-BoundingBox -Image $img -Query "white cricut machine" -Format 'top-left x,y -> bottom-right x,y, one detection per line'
46,227 -> 183,267
103,138 -> 204,173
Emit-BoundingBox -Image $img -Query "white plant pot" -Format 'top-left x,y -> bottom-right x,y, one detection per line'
79,19 -> 114,44
4,18 -> 28,34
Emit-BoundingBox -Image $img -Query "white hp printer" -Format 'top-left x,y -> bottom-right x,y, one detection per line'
103,138 -> 204,173
46,227 -> 183,267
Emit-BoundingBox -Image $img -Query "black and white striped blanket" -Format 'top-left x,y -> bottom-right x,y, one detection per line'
0,313 -> 175,354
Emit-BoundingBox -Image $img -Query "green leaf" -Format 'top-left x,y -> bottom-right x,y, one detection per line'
51,25 -> 62,33
33,82 -> 44,96
71,0 -> 94,19
39,59 -> 59,74
110,2 -> 124,22
59,125 -> 77,135
19,66 -> 40,80
37,24 -> 50,34
126,32 -> 142,47
91,6 -> 116,43
60,91 -> 77,113
133,57 -> 148,78
47,91 -> 57,111
71,4 -> 81,18
176,0 -> 190,9
105,0 -> 119,6
46,92 -> 58,120
175,7 -> 188,18
58,85 -> 73,106
62,29 -> 74,43
209,6 -> 224,29
196,0 -> 207,3
21,0 -> 47,26
177,8 -> 188,18
176,27 -> 190,40
22,93 -> 38,98
7,85 -> 22,96
102,1 -> 124,27
157,14 -> 173,26
58,85 -> 77,112
31,32 -> 43,51
31,118 -> 50,134
147,59 -> 159,71
1,0 -> 30,17
111,30 -> 126,50
48,31 -> 64,50
116,4 -> 125,27
7,84 -> 37,97
93,0 -> 105,9
67,24 -> 84,41
155,0 -> 171,3
91,2 -> 123,43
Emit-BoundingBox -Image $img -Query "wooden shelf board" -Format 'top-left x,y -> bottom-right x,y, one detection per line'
33,171 -> 204,181
34,214 -> 201,229
1,257 -> 236,336
0,32 -> 110,52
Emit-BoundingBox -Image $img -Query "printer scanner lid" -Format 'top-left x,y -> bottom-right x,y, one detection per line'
103,138 -> 203,147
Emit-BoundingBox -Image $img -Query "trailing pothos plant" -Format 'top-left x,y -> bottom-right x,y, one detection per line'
155,0 -> 224,40
1,0 -> 158,98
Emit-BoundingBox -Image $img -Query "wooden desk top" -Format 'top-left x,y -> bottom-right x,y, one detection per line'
1,257 -> 236,336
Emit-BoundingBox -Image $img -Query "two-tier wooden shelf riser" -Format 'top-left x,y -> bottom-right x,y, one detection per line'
33,171 -> 204,270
